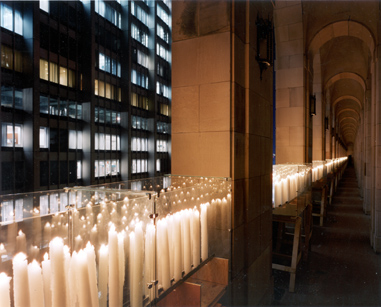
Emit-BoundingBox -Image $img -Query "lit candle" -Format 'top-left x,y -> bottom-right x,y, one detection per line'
108,225 -> 120,307
0,272 -> 11,307
41,253 -> 52,307
191,209 -> 200,268
29,245 -> 40,261
182,210 -> 191,274
98,245 -> 109,307
44,223 -> 51,246
157,219 -> 170,291
16,230 -> 27,254
76,250 -> 92,307
117,232 -> 125,304
75,235 -> 83,252
12,252 -> 30,307
201,203 -> 209,261
49,237 -> 67,307
0,243 -> 7,261
144,223 -> 155,301
28,260 -> 44,307
173,213 -> 182,281
85,242 -> 99,307
129,222 -> 144,307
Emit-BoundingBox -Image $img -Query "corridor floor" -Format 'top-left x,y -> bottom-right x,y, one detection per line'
273,164 -> 381,306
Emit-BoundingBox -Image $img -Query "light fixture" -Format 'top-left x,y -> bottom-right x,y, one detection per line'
310,94 -> 316,116
256,16 -> 273,80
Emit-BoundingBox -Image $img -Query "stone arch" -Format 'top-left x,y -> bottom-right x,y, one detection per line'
332,95 -> 363,111
325,72 -> 366,93
308,20 -> 375,59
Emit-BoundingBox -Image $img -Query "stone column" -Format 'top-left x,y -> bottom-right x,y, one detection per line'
274,1 -> 306,164
171,1 -> 274,304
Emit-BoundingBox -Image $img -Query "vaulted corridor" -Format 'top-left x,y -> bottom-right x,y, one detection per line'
273,164 -> 381,305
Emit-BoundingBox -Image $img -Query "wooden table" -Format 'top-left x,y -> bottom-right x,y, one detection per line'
272,194 -> 312,292
311,179 -> 328,226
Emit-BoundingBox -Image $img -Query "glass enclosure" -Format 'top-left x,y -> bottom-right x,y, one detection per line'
272,163 -> 312,210
0,175 -> 232,307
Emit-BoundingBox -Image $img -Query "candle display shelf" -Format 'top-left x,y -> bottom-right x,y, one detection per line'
272,163 -> 312,210
0,175 -> 232,307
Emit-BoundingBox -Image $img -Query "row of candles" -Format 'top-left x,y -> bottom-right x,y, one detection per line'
0,194 -> 230,307
272,158 -> 348,208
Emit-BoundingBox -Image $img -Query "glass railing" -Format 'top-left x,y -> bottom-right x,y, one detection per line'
0,175 -> 232,307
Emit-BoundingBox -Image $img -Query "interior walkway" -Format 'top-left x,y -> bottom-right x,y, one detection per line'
273,164 -> 381,306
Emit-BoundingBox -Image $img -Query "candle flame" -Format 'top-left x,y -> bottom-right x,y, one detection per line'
43,252 -> 49,261
18,230 -> 24,236
0,243 -> 4,250
99,244 -> 108,254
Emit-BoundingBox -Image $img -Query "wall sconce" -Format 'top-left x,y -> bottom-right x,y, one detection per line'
256,16 -> 273,80
325,117 -> 329,130
310,94 -> 316,116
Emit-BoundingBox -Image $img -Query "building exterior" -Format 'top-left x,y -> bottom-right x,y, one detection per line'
0,0 -> 171,194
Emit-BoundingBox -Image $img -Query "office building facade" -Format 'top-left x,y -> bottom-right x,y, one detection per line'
0,0 -> 171,194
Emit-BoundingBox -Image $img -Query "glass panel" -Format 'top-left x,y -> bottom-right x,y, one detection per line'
40,59 -> 49,80
59,67 -> 68,86
14,10 -> 22,35
14,125 -> 22,147
14,89 -> 22,110
40,95 -> 49,114
1,45 -> 13,70
59,100 -> 67,116
1,86 -> 13,108
40,127 -> 49,149
49,62 -> 58,83
49,98 -> 59,115
1,3 -> 13,31
68,101 -> 76,119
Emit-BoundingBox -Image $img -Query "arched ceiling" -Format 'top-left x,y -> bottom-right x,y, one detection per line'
305,2 -> 376,149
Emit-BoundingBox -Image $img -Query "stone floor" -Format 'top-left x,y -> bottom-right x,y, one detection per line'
272,164 -> 381,306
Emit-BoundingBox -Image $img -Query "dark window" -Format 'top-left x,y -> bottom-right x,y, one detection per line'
50,28 -> 59,53
60,161 -> 68,184
40,161 -> 49,186
50,161 -> 58,185
14,161 -> 24,189
59,129 -> 68,152
50,128 -> 58,152
2,162 -> 13,191
1,86 -> 13,108
40,23 -> 49,50
69,160 -> 76,183
60,33 -> 68,58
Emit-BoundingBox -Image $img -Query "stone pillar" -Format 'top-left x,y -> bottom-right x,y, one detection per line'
364,89 -> 372,214
172,1 -> 273,304
372,52 -> 381,252
312,54 -> 324,161
274,1 -> 307,163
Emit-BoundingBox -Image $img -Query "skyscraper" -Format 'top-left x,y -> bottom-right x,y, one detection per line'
0,0 -> 171,194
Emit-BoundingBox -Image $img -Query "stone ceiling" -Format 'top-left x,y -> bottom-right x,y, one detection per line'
303,1 -> 377,149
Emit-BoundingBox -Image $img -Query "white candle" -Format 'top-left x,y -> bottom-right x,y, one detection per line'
28,260 -> 44,307
76,250 -> 92,307
0,272 -> 11,307
201,203 -> 209,261
108,225 -> 120,307
173,213 -> 182,282
117,232 -> 125,305
12,252 -> 30,307
182,210 -> 191,274
44,223 -> 51,246
85,242 -> 99,307
98,245 -> 109,307
157,219 -> 170,290
67,251 -> 79,307
16,230 -> 27,254
274,180 -> 282,207
41,253 -> 52,307
49,237 -> 67,307
130,222 -> 143,307
191,209 -> 200,268
75,235 -> 83,251
0,243 -> 7,261
144,223 -> 155,301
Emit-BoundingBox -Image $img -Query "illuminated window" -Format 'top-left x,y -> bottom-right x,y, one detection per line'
157,5 -> 170,27
60,67 -> 67,86
49,62 -> 58,83
2,123 -> 23,147
69,130 -> 82,150
40,0 -> 49,13
131,23 -> 148,47
77,161 -> 82,179
68,69 -> 75,88
95,0 -> 121,28
1,45 -> 12,69
157,159 -> 161,172
40,59 -> 49,80
40,127 -> 49,149
157,140 -> 167,152
1,3 -> 13,31
14,10 -> 22,35
1,201 -> 14,224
